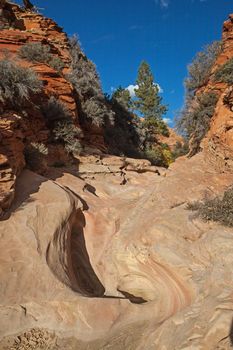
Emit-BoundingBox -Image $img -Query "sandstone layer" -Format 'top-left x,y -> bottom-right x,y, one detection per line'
0,153 -> 233,350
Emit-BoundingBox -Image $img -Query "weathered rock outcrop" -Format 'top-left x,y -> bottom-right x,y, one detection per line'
202,14 -> 233,172
0,2 -> 79,214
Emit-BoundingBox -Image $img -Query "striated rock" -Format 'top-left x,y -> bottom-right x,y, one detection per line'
202,14 -> 233,172
0,154 -> 232,349
0,2 -> 79,214
0,114 -> 25,214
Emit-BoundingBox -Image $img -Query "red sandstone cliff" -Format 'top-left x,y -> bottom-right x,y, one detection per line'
201,14 -> 233,172
0,2 -> 109,214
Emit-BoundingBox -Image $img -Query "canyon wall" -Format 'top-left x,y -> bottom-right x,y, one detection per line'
0,4 -> 233,350
202,14 -> 233,171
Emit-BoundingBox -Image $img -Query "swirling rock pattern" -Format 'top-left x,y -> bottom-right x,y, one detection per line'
0,154 -> 232,349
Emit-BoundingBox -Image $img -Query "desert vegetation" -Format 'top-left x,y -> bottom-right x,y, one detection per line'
134,61 -> 169,137
176,41 -> 221,155
0,56 -> 42,106
24,142 -> 48,171
185,41 -> 222,92
105,61 -> 172,166
19,42 -> 64,72
41,96 -> 71,124
214,57 -> 233,85
187,186 -> 233,227
53,121 -> 83,156
172,141 -> 189,159
41,96 -> 83,156
67,35 -> 115,127
177,92 -> 218,156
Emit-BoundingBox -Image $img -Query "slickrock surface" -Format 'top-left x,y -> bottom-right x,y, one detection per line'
0,154 -> 232,349
0,4 -> 233,350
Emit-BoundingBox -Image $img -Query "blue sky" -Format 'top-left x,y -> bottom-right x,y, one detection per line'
16,0 -> 232,124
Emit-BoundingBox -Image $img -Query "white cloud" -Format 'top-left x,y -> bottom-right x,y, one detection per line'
163,117 -> 172,124
154,0 -> 169,8
127,84 -> 138,97
157,83 -> 163,93
126,83 -> 163,97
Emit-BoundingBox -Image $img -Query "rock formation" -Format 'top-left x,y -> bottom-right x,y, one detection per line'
201,15 -> 233,172
0,3 -> 233,350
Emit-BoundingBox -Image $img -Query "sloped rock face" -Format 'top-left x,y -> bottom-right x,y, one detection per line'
202,14 -> 233,172
0,2 -> 78,214
0,154 -> 233,350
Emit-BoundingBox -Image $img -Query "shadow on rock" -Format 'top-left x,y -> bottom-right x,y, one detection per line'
46,205 -> 105,297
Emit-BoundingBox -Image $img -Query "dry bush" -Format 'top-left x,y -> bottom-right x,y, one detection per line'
19,42 -> 64,72
176,92 -> 218,156
41,96 -> 71,123
53,121 -> 83,156
214,58 -> 233,85
24,142 -> 48,170
187,186 -> 233,227
67,36 -> 115,127
185,41 -> 222,92
0,57 -> 42,106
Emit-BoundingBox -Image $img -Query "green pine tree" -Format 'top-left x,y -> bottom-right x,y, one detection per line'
134,61 -> 168,135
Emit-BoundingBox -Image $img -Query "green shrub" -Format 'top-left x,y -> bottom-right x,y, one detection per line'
185,41 -> 222,92
104,96 -> 146,157
24,142 -> 48,170
67,36 -> 115,127
112,86 -> 132,110
157,120 -> 170,136
49,56 -> 64,72
41,97 -> 83,156
0,57 -> 42,106
53,120 -> 83,156
144,117 -> 169,136
19,42 -> 64,72
19,42 -> 51,63
143,147 -> 167,167
214,58 -> 233,85
41,96 -> 71,123
172,141 -> 189,159
67,36 -> 102,96
187,186 -> 233,227
176,92 -> 218,156
82,97 -> 115,127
